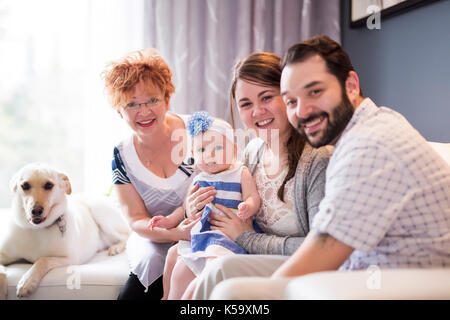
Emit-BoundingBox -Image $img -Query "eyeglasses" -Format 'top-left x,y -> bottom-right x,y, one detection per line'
123,97 -> 162,111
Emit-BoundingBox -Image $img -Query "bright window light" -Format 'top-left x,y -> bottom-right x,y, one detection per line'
0,0 -> 144,207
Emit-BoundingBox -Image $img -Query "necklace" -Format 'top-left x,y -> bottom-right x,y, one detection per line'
133,136 -> 156,169
133,121 -> 180,170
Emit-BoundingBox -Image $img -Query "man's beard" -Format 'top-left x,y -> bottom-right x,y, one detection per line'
297,93 -> 354,148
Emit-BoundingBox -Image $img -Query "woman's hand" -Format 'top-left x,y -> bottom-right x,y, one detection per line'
185,184 -> 216,218
209,203 -> 254,241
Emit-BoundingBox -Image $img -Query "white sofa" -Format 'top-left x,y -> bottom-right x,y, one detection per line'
4,250 -> 128,300
2,142 -> 449,300
285,268 -> 450,299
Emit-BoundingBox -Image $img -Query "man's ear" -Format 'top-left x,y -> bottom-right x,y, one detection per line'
59,173 -> 72,195
345,71 -> 361,106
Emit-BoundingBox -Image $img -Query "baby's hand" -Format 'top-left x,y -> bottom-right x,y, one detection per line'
237,202 -> 252,219
148,215 -> 168,230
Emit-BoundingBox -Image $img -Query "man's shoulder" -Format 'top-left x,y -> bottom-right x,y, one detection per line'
333,102 -> 436,178
341,103 -> 420,152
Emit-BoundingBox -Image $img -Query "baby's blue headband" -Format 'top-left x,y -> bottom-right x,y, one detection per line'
187,111 -> 234,142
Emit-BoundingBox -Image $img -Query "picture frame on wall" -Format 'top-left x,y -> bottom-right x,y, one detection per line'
350,0 -> 440,28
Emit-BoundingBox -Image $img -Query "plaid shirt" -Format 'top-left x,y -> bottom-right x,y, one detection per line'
312,98 -> 450,270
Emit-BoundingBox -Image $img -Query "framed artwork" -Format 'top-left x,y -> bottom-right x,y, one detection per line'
350,0 -> 441,28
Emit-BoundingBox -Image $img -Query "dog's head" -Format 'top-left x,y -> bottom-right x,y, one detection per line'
9,163 -> 72,229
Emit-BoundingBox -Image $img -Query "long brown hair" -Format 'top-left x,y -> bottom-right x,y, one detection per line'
229,52 -> 305,201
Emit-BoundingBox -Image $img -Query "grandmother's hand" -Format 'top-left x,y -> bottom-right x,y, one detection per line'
174,214 -> 201,241
209,203 -> 254,241
185,184 -> 216,218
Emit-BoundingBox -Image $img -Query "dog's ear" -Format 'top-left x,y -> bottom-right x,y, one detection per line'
59,173 -> 72,195
9,170 -> 21,193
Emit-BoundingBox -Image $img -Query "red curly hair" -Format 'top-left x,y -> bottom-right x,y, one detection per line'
101,49 -> 175,109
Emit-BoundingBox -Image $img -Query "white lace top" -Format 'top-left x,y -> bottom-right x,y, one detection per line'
253,148 -> 302,237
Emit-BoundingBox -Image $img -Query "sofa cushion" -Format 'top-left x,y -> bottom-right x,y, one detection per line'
5,251 -> 129,300
285,268 -> 450,299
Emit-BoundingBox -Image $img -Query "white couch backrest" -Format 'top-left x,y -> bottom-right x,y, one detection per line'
428,142 -> 450,165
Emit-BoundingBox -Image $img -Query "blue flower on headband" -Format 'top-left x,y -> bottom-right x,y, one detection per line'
187,111 -> 213,136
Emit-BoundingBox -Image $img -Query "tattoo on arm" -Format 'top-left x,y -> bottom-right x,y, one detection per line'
314,232 -> 336,247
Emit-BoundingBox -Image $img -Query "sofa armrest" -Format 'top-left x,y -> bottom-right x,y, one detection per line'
428,141 -> 450,165
285,268 -> 450,300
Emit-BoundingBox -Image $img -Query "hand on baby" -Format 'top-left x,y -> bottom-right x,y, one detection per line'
237,202 -> 253,219
148,216 -> 171,230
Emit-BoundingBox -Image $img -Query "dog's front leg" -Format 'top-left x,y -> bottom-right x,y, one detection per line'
16,256 -> 72,298
0,265 -> 7,300
0,251 -> 16,300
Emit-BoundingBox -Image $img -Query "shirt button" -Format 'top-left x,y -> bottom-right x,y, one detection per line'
325,204 -> 335,214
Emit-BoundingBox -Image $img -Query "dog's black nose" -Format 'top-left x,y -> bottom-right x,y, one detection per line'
31,205 -> 44,216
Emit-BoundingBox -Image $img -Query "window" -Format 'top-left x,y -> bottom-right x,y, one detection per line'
0,0 -> 143,207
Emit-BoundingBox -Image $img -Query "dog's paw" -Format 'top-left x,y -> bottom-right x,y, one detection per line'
107,241 -> 126,256
16,274 -> 39,298
0,273 -> 7,300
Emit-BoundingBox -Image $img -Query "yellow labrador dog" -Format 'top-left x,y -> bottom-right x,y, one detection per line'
0,163 -> 130,298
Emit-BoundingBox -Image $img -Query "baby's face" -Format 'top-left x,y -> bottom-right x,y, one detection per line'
193,130 -> 235,174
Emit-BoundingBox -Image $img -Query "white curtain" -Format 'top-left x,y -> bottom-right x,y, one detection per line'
82,0 -> 145,195
0,0 -> 146,207
143,0 -> 340,125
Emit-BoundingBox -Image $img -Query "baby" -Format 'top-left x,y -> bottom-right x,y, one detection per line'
149,111 -> 261,299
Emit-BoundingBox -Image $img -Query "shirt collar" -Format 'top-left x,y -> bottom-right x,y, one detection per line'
336,97 -> 378,144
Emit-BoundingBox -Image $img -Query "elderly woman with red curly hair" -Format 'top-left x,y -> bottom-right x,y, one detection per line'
102,49 -> 200,300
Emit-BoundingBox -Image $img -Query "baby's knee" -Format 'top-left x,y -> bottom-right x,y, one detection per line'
167,243 -> 178,256
166,244 -> 179,262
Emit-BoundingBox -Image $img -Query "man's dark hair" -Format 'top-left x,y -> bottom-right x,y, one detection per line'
281,35 -> 363,96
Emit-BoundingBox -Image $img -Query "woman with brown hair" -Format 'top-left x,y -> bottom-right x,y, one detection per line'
189,52 -> 332,299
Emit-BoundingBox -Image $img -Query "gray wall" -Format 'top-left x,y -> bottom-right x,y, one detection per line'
341,0 -> 450,142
